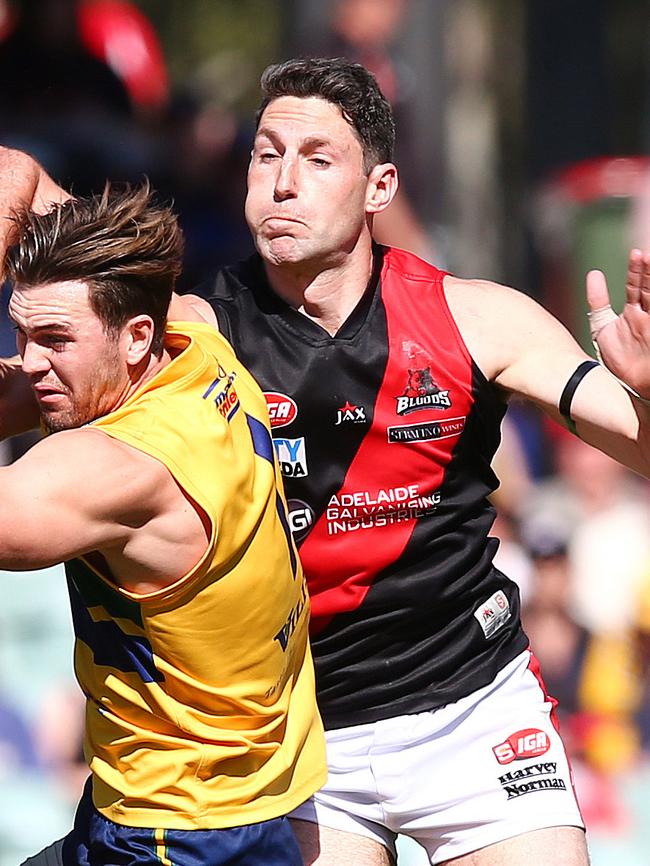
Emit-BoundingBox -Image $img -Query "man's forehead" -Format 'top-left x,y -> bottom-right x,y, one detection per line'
9,279 -> 93,323
257,95 -> 357,142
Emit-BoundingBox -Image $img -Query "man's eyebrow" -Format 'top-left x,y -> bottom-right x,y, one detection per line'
11,321 -> 74,335
255,127 -> 336,151
254,126 -> 280,144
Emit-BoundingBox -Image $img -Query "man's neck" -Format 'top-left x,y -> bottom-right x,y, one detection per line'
122,348 -> 173,405
264,245 -> 377,336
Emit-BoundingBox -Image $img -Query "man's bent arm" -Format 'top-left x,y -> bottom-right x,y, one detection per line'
0,356 -> 39,438
445,250 -> 650,479
0,147 -> 70,270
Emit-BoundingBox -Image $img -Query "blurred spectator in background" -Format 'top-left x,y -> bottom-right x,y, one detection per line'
522,427 -> 650,636
77,0 -> 169,118
314,0 -> 435,261
0,0 -> 162,193
0,564 -> 77,865
155,90 -> 253,290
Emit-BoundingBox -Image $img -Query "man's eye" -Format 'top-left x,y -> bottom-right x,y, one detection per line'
259,152 -> 279,162
310,158 -> 330,168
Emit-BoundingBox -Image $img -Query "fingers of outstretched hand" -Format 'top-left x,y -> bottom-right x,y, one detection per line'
640,251 -> 650,312
586,268 -> 610,312
624,248 -> 650,311
586,269 -> 617,340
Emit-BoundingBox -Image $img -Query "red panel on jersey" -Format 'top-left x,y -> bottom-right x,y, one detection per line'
299,249 -> 475,633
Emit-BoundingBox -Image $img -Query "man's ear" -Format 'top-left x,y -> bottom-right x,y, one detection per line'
365,163 -> 399,215
123,315 -> 155,366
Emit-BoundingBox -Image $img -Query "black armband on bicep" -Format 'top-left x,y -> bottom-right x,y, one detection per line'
559,360 -> 600,435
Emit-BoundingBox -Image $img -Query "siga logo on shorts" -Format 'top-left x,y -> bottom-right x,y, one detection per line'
492,729 -> 551,765
264,392 -> 298,429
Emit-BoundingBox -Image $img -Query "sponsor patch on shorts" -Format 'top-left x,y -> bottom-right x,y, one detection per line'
473,590 -> 511,638
498,762 -> 567,799
492,728 -> 551,765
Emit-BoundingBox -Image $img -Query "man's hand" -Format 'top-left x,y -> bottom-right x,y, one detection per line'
587,248 -> 650,400
0,147 -> 70,272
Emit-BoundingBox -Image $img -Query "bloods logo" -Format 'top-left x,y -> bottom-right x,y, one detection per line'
395,367 -> 452,415
493,729 -> 551,765
264,392 -> 297,429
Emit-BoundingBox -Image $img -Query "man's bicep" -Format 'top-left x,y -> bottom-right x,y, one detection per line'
0,437 -> 121,569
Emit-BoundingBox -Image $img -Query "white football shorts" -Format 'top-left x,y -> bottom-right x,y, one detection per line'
290,649 -> 584,863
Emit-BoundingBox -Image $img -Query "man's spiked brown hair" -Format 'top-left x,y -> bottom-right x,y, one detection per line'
5,182 -> 184,355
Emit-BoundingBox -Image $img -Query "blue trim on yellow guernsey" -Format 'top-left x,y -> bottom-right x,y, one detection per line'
275,492 -> 298,579
66,558 -> 143,626
67,572 -> 163,684
245,413 -> 275,464
245,413 -> 298,578
226,401 -> 240,422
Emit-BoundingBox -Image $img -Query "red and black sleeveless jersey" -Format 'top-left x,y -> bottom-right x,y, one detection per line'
197,246 -> 528,729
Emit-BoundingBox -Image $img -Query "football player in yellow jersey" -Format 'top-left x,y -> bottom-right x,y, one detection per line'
0,183 -> 325,865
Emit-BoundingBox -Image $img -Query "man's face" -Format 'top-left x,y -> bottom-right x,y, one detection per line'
245,95 -> 372,269
9,280 -> 128,432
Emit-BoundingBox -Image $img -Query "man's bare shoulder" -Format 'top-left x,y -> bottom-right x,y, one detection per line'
168,292 -> 218,328
442,274 -> 540,315
441,274 -> 577,382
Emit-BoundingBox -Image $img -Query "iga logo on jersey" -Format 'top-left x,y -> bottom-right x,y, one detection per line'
493,729 -> 551,765
273,437 -> 308,477
264,392 -> 298,429
287,499 -> 315,541
395,367 -> 451,415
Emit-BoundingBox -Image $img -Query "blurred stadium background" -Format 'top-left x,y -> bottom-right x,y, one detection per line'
2,2 -> 650,864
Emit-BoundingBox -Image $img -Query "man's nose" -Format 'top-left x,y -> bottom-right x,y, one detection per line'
273,157 -> 298,200
21,341 -> 51,375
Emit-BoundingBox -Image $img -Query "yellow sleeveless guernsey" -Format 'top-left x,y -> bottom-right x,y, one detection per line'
64,322 -> 325,830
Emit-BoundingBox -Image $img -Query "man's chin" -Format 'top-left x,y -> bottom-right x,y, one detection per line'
40,411 -> 83,434
263,236 -> 305,265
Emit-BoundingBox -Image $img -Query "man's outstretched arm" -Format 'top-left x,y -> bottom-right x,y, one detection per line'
445,249 -> 650,479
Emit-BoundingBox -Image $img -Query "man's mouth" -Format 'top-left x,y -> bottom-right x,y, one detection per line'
31,384 -> 68,405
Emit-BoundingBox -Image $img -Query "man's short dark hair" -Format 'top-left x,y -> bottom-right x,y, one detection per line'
5,182 -> 183,356
257,57 -> 395,173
